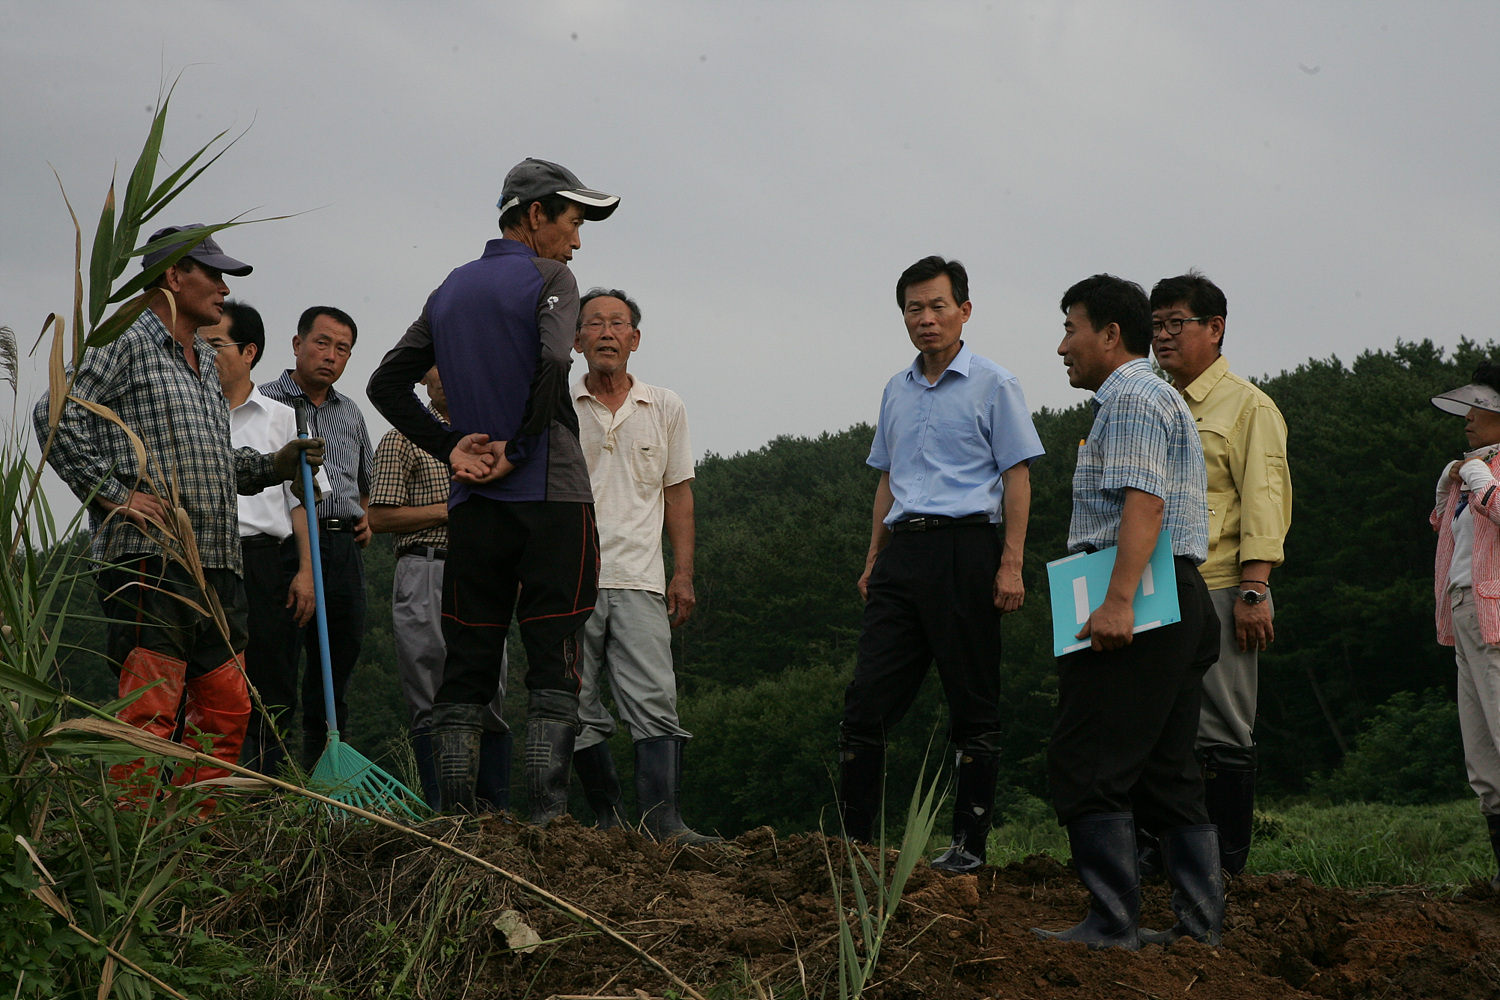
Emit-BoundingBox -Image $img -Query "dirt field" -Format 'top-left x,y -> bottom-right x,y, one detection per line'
215,814 -> 1500,999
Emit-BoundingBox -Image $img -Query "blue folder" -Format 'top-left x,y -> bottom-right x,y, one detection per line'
1045,530 -> 1181,656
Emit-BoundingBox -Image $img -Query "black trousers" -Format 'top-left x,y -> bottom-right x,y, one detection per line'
841,523 -> 1004,752
241,536 -> 301,752
301,531 -> 365,736
98,556 -> 247,676
1047,555 -> 1221,828
438,497 -> 598,723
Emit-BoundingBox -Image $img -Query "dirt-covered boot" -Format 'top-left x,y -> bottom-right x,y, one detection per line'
432,703 -> 484,814
526,718 -> 576,825
636,736 -> 720,845
574,741 -> 626,829
931,750 -> 999,874
1033,812 -> 1141,950
1139,825 -> 1225,946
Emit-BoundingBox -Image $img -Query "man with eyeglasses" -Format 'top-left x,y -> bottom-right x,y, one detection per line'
567,288 -> 716,844
368,158 -> 618,819
1148,271 -> 1291,877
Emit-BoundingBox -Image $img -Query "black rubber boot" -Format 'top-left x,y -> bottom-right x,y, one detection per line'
636,736 -> 720,845
838,743 -> 884,843
574,741 -> 626,829
1202,744 -> 1256,876
1032,812 -> 1141,950
1139,825 -> 1225,946
932,750 -> 999,874
476,729 -> 512,813
411,726 -> 439,809
431,703 -> 485,815
1486,814 -> 1500,890
526,718 -> 576,825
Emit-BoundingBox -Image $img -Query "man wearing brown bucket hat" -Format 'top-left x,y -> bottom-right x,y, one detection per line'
1430,363 -> 1500,890
35,225 -> 324,806
369,159 -> 619,819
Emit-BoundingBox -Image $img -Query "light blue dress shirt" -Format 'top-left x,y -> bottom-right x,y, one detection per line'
867,344 -> 1045,526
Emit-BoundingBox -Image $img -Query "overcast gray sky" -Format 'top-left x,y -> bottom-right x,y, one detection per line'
5,2 -> 1499,497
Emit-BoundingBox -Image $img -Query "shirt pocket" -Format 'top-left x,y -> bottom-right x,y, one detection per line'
1206,489 -> 1235,557
629,439 -> 668,486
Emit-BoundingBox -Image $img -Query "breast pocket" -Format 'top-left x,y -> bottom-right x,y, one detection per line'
629,439 -> 668,486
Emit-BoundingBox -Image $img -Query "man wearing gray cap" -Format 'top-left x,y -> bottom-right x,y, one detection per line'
35,225 -> 324,804
369,159 -> 619,818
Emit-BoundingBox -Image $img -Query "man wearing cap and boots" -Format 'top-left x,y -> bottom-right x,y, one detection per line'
34,226 -> 324,807
369,367 -> 513,811
838,256 -> 1044,873
369,158 -> 618,820
570,287 -> 716,844
1147,271 -> 1291,882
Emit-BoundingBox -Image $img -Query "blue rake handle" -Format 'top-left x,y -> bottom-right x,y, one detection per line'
294,402 -> 339,738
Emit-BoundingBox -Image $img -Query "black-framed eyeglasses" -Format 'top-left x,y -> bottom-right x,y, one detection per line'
1150,316 -> 1210,336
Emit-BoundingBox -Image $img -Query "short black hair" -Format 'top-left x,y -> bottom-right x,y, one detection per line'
578,287 -> 641,328
150,255 -> 200,290
498,192 -> 575,233
1472,361 -> 1500,395
1060,274 -> 1152,356
296,305 -> 358,346
221,300 -> 266,368
896,256 -> 969,309
1150,270 -> 1229,349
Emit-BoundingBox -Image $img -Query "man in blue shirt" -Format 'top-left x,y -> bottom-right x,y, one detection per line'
368,158 -> 618,819
839,256 -> 1045,874
1034,274 -> 1221,951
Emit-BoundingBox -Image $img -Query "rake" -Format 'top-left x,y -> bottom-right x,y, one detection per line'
296,402 -> 425,820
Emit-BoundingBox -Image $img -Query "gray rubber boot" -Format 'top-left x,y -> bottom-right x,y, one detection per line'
1033,812 -> 1141,950
1139,825 -> 1225,946
636,736 -> 720,845
931,750 -> 999,874
431,703 -> 485,815
573,741 -> 626,829
526,718 -> 576,825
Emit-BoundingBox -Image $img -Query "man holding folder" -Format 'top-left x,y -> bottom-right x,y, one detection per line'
1035,274 -> 1221,950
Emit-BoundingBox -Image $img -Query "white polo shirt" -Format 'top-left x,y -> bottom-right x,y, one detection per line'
572,375 -> 694,594
228,386 -> 326,540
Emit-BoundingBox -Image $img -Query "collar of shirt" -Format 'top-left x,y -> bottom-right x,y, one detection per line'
142,310 -> 218,370
1091,356 -> 1154,412
229,384 -> 274,417
1178,354 -> 1230,403
483,238 -> 538,260
902,342 -> 975,386
572,372 -> 649,406
266,369 -> 352,408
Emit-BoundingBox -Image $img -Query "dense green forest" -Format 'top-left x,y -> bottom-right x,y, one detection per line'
52,338 -> 1492,834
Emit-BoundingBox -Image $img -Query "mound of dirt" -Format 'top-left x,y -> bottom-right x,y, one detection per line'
208,814 -> 1500,998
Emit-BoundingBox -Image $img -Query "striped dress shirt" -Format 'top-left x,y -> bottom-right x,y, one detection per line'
260,370 -> 373,521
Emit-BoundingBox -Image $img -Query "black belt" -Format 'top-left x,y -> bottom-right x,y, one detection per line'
891,513 -> 991,533
240,532 -> 286,549
319,517 -> 357,533
398,545 -> 447,560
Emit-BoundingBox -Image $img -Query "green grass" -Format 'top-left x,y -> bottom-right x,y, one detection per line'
926,795 -> 1497,891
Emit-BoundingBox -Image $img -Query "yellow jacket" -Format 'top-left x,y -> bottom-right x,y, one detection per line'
1177,355 -> 1292,590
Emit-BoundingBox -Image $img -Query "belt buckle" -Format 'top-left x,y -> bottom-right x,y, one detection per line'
909,516 -> 931,532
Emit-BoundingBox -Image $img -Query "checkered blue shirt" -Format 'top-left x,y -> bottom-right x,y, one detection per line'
1068,358 -> 1209,562
34,309 -> 279,573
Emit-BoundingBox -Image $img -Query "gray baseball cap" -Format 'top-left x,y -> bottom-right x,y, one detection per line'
497,158 -> 619,221
1433,382 -> 1500,416
141,225 -> 253,276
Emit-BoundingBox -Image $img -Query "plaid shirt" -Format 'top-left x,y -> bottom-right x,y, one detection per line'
34,309 -> 278,574
260,370 -> 373,520
1069,358 -> 1209,562
370,410 -> 449,551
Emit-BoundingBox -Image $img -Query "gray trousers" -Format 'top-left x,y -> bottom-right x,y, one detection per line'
575,588 -> 691,751
1196,587 -> 1267,752
1451,586 -> 1500,815
392,551 -> 507,732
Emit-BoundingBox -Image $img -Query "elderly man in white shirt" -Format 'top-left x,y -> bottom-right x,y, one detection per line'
203,301 -> 325,775
570,287 -> 716,844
